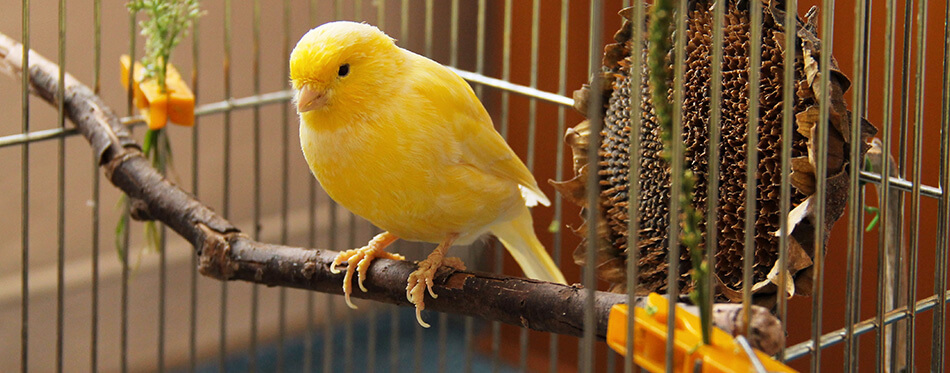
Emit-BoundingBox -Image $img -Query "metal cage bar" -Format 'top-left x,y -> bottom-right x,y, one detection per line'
189,11 -> 201,372
6,1 -> 950,372
625,0 -> 645,371
582,2 -> 605,372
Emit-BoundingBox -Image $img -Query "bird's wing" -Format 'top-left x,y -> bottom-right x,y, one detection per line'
411,56 -> 550,207
456,115 -> 551,207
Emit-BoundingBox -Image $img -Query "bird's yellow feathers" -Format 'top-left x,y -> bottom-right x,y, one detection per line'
409,59 -> 551,208
290,22 -> 403,113
291,22 -> 556,280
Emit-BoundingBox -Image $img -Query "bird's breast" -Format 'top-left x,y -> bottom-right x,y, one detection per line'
299,115 -> 521,243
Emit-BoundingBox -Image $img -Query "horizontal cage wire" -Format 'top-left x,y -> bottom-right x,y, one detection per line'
0,0 -> 947,372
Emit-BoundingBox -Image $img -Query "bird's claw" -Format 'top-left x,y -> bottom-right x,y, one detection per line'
331,239 -> 403,311
406,258 -> 444,328
407,276 -> 432,328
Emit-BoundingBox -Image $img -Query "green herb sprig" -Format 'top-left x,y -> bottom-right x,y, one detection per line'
648,0 -> 711,345
117,0 -> 200,261
127,0 -> 201,91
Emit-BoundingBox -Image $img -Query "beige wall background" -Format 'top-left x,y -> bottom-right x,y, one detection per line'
0,1 -> 487,371
3,0 -> 949,372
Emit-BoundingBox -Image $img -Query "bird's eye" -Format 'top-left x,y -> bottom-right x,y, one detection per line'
338,63 -> 350,77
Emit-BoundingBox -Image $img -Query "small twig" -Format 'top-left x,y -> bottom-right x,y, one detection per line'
0,32 -> 784,351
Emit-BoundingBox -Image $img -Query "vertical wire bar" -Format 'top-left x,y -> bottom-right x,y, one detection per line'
449,0 -> 458,67
606,351 -> 616,373
706,0 -> 724,360
550,2 -> 569,372
158,223 -> 167,373
432,0 -> 450,369
189,14 -> 201,373
907,0 -> 929,369
439,2 -> 459,373
927,0 -> 949,367
220,1 -> 232,371
378,0 -> 385,34
304,2 -> 318,372
324,205 -> 338,373
91,1 -> 102,370
812,0 -> 837,369
55,0 -> 67,370
519,1 -> 541,371
625,0 -> 644,371
372,0 -> 385,367
390,300 -> 399,373
345,221 -> 355,373
122,11 -> 136,373
415,2 -> 435,369
847,0 -> 870,369
500,0 -> 513,138
156,0 -> 174,354
342,0 -> 357,353
933,0 -> 950,366
490,243 -> 502,373
425,0 -> 433,56
897,0 -> 915,174
329,0 -> 348,363
583,1 -> 604,372
277,2 -> 292,372
19,0 -> 30,370
743,0 -> 763,339
493,2 -> 514,372
474,0 -> 486,102
368,4 -> 385,371
902,68 -> 921,373
864,0 -> 884,371
466,3 -> 486,371
666,0 -> 688,369
777,0 -> 796,361
860,1 -> 884,367
367,295 -> 377,373
893,7 -> 916,332
414,309 -> 423,372
392,3 -> 409,372
880,0 -> 903,366
249,1 -> 262,371
525,0 -> 540,171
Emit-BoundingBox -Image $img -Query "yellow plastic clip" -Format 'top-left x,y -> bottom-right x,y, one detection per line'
120,55 -> 195,130
606,293 -> 796,373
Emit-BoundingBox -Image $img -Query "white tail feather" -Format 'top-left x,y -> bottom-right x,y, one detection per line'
519,185 -> 551,207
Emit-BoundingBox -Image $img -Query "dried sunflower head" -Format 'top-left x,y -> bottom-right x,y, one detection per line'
551,0 -> 876,306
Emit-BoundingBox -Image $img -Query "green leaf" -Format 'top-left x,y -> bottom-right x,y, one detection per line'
144,221 -> 162,254
115,194 -> 130,262
865,205 -> 880,232
645,304 -> 659,316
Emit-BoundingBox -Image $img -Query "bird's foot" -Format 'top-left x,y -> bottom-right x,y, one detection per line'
442,256 -> 467,271
406,234 -> 460,328
406,257 -> 440,328
330,232 -> 401,309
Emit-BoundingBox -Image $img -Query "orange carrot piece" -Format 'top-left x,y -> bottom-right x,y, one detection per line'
120,55 -> 195,129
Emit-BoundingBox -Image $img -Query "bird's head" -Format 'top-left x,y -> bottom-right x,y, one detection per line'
290,21 -> 401,114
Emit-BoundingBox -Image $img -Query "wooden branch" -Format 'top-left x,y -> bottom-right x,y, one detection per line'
0,32 -> 784,353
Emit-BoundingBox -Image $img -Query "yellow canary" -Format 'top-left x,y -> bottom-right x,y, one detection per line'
290,21 -> 566,327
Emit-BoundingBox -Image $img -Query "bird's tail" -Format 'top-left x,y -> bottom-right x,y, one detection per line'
490,205 -> 566,284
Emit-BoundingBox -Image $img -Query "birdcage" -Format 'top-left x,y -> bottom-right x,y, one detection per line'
0,0 -> 947,372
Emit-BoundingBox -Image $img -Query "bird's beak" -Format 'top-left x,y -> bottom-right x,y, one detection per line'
296,85 -> 328,113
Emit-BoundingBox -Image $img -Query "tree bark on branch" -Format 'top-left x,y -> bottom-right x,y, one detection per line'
0,32 -> 784,354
